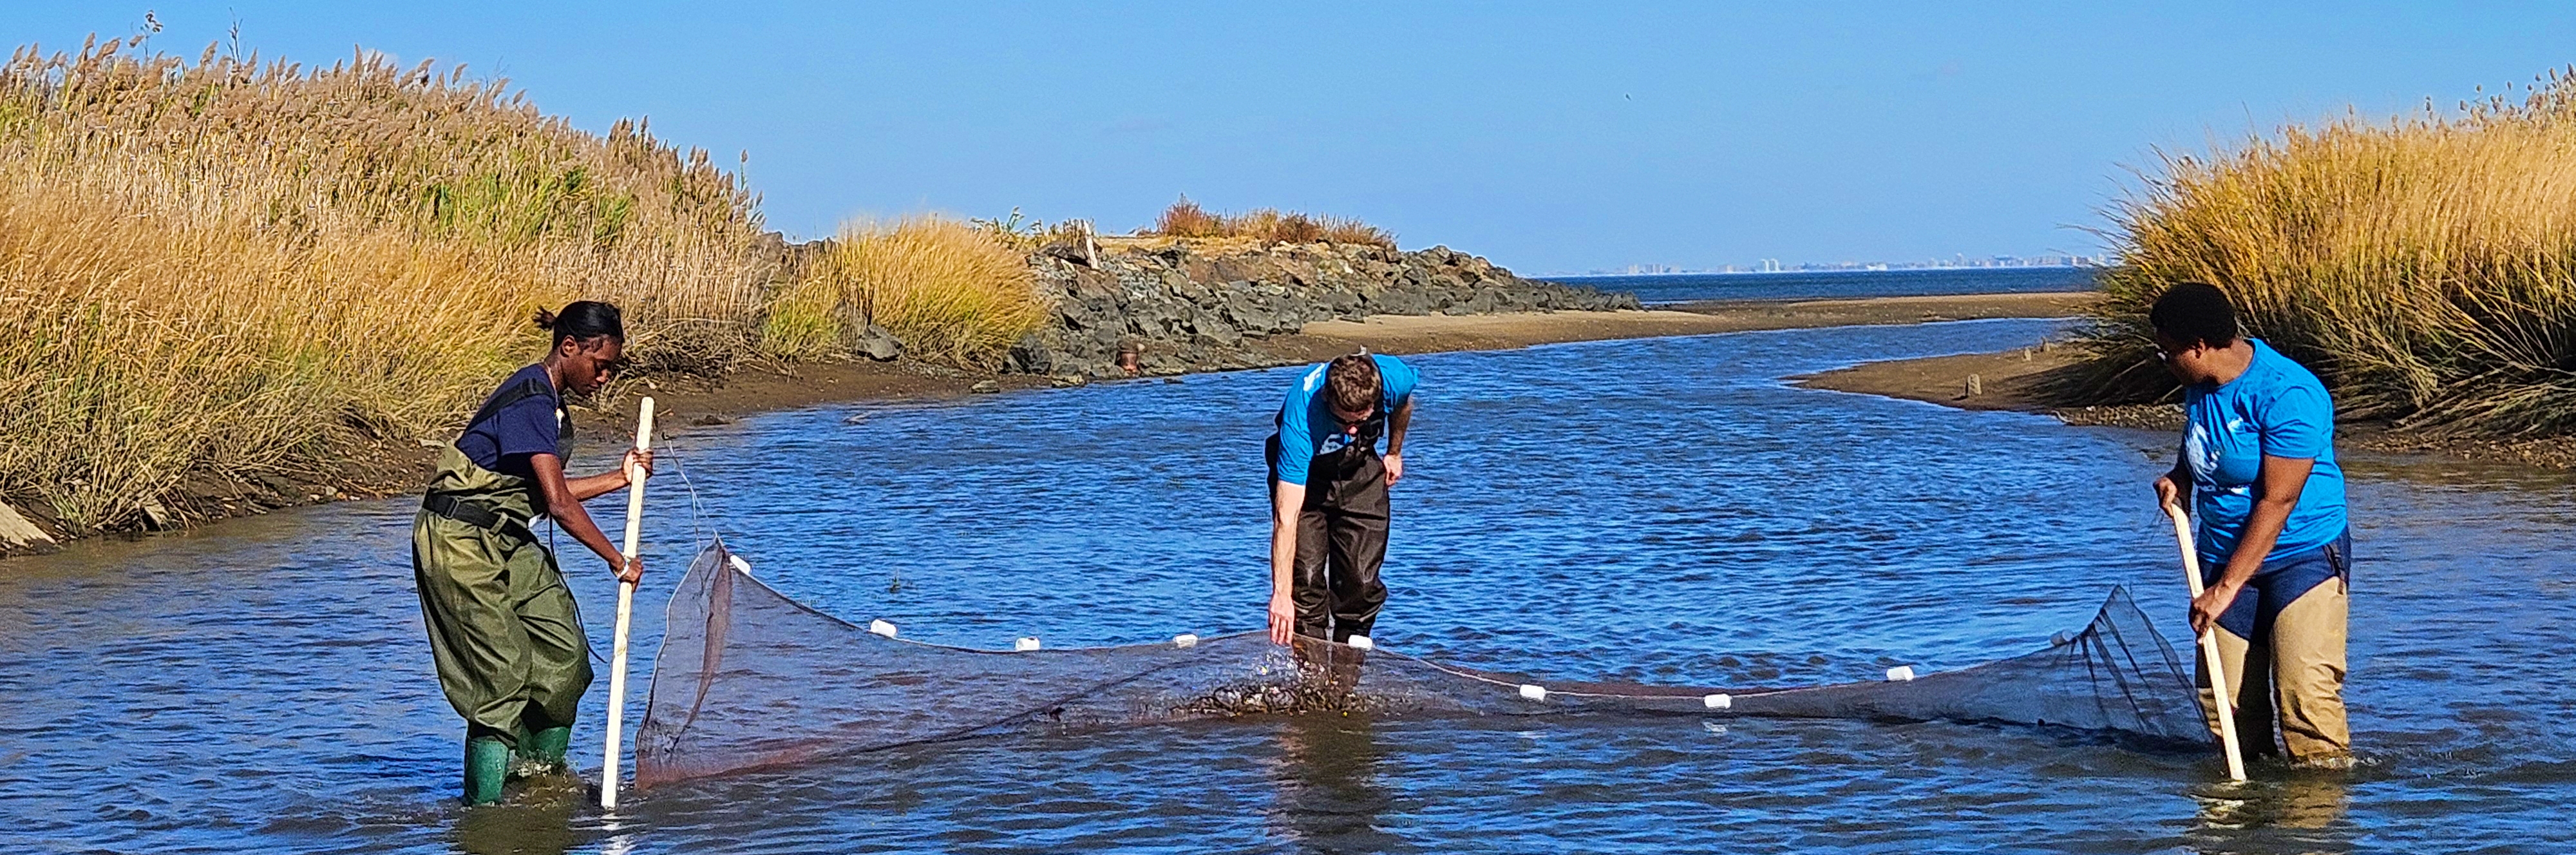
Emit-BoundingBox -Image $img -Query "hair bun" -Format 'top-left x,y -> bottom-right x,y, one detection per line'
531,309 -> 558,330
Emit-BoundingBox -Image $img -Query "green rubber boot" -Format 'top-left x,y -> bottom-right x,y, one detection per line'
516,725 -> 572,774
464,736 -> 511,805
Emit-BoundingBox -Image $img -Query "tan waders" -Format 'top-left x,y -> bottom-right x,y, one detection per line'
2197,532 -> 2353,765
413,444 -> 593,804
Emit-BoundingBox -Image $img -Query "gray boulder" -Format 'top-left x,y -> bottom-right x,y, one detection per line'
849,324 -> 904,361
1005,334 -> 1055,375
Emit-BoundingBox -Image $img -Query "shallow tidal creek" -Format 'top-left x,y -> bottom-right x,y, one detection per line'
5,318 -> 2571,854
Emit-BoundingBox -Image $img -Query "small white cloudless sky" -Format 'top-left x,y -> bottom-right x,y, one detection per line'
11,2 -> 2576,273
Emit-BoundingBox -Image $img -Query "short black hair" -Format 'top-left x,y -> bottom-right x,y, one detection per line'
533,300 -> 625,347
2148,282 -> 2239,349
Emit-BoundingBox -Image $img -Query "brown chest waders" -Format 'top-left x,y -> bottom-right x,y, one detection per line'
1268,436 -> 1392,646
411,384 -> 591,804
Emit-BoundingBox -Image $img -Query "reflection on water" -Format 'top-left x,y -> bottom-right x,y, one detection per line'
1270,715 -> 1402,854
449,775 -> 592,855
2,318 -> 2571,853
2190,773 -> 2353,854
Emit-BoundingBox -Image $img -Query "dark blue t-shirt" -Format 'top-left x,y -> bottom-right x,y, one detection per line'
453,364 -> 567,482
1271,354 -> 1420,486
2183,338 -> 2349,566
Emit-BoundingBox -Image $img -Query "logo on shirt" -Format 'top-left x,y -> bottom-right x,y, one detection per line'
2185,421 -> 2217,478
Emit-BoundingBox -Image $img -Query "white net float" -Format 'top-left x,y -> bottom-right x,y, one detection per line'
1886,666 -> 1917,682
727,555 -> 753,576
1703,693 -> 1732,710
1519,684 -> 1548,702
1014,637 -> 1042,652
1346,635 -> 1374,650
1171,633 -> 1198,649
867,619 -> 897,639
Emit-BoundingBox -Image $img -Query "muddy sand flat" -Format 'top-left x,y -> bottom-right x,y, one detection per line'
1258,292 -> 2098,359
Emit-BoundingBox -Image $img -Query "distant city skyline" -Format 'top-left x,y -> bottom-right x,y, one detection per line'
12,5 -> 2576,272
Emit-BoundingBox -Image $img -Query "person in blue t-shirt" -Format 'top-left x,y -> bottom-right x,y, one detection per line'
2148,282 -> 2353,765
1265,352 -> 1419,648
412,300 -> 655,804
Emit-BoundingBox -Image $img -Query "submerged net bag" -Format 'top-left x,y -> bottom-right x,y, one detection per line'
633,543 -> 2210,789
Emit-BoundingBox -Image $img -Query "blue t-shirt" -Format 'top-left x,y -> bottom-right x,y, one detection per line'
453,364 -> 567,482
2183,338 -> 2348,566
1271,354 -> 1420,486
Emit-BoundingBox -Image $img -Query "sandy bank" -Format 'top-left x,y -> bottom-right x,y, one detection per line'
1797,346 -> 2576,470
1255,291 -> 2098,359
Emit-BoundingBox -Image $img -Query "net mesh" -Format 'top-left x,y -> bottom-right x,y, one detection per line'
633,543 -> 2210,789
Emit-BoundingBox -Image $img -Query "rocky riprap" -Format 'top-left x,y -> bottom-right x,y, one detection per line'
1006,240 -> 1638,378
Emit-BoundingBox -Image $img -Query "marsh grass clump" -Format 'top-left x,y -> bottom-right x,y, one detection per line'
0,37 -> 764,530
765,216 -> 1050,370
2075,69 -> 2576,437
1146,197 -> 1395,248
969,207 -> 1097,252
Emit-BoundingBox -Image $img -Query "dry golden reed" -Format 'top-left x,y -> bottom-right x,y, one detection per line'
1147,197 -> 1395,248
2081,69 -> 2576,436
0,37 -> 765,530
764,216 -> 1050,370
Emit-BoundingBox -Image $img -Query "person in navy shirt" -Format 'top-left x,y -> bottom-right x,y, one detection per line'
412,300 -> 654,804
2148,282 -> 2353,766
1265,352 -> 1419,648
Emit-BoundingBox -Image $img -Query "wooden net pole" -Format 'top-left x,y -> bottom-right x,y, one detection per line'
2167,504 -> 2249,782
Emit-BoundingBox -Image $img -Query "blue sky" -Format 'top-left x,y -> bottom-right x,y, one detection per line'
10,3 -> 2576,273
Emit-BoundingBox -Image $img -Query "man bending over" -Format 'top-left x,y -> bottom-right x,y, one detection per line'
1266,352 -> 1419,646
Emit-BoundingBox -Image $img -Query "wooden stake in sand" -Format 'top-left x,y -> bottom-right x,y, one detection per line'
601,397 -> 655,810
2166,504 -> 2249,782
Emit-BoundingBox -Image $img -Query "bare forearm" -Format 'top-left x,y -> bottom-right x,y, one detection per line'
1270,530 -> 1294,597
1387,401 -> 1413,455
533,454 -> 629,568
552,499 -> 627,566
565,469 -> 629,502
2219,499 -> 2295,586
2220,455 -> 2317,586
1270,483 -> 1303,597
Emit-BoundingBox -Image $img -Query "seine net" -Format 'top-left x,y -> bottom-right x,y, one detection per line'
632,543 -> 2210,789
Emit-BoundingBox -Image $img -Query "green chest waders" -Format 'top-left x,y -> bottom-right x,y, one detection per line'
410,387 -> 591,804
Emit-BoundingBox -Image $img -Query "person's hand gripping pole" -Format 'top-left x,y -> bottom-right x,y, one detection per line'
2165,502 -> 2249,782
600,397 -> 654,809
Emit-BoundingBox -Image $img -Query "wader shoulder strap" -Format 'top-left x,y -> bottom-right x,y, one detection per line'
425,372 -> 562,547
466,375 -> 558,434
1353,410 -> 1387,450
462,373 -> 574,450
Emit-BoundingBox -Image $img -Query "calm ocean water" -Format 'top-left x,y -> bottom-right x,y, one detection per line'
4,318 -> 2570,854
